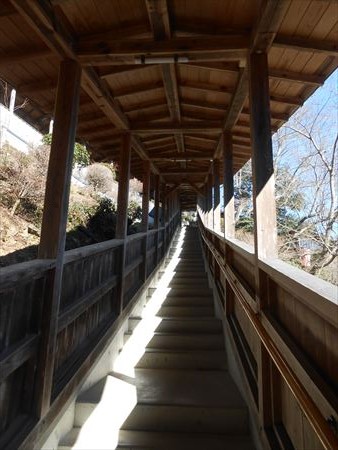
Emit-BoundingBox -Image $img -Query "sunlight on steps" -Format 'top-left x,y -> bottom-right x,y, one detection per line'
59,229 -> 188,450
114,228 -> 187,378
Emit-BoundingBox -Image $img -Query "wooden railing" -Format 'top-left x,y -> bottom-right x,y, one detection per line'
0,213 -> 180,449
198,217 -> 338,449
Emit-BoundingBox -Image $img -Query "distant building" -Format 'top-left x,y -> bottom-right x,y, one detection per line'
0,101 -> 42,153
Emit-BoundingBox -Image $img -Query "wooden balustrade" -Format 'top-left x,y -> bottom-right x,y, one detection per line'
198,217 -> 338,450
0,212 -> 180,449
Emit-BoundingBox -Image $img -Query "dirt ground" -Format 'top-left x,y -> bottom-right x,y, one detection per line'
0,205 -> 39,266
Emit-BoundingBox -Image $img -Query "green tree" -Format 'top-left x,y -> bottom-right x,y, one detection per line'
42,133 -> 90,168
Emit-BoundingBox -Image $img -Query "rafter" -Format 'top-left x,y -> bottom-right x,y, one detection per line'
145,0 -> 185,157
10,0 -> 162,178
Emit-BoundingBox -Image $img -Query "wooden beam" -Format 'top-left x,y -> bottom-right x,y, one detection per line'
145,0 -> 171,40
76,35 -> 250,60
273,35 -> 338,56
150,153 -> 213,161
160,168 -> 207,175
36,59 -> 82,417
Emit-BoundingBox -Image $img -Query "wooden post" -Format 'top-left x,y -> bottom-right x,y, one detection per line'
207,173 -> 213,228
154,174 -> 160,263
154,175 -> 160,229
116,134 -> 131,313
248,50 -> 277,434
116,135 -> 131,239
222,132 -> 235,239
141,160 -> 150,281
36,59 -> 81,417
249,52 -> 277,260
213,160 -> 221,233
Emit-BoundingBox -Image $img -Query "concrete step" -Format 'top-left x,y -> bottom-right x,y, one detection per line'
121,369 -> 248,434
58,427 -> 81,450
117,430 -> 254,449
161,295 -> 213,306
157,305 -> 214,317
164,287 -> 212,297
170,271 -> 206,278
147,333 -> 224,350
168,280 -> 209,289
74,375 -> 133,427
155,318 -> 223,333
128,316 -> 142,332
135,349 -> 227,370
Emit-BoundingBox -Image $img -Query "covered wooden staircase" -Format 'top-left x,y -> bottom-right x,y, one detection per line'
58,227 -> 254,450
0,1 -> 337,449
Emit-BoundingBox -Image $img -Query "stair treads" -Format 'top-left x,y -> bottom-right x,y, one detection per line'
135,349 -> 227,370
121,403 -> 248,434
161,296 -> 213,306
117,430 -> 254,449
133,369 -> 244,407
157,305 -> 214,317
146,333 -> 224,350
170,271 -> 206,278
155,318 -> 222,333
164,287 -> 212,297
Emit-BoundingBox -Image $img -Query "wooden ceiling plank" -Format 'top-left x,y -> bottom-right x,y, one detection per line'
0,49 -> 52,68
122,98 -> 166,113
273,35 -> 338,55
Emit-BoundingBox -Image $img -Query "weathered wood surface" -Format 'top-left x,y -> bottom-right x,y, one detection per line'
199,219 -> 338,450
0,212 -> 180,449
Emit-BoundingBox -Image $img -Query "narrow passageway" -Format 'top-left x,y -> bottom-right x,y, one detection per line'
59,227 -> 254,450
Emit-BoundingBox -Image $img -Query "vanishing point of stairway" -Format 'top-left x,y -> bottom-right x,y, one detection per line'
58,228 -> 254,450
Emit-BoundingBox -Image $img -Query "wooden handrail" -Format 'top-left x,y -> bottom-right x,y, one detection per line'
199,221 -> 338,450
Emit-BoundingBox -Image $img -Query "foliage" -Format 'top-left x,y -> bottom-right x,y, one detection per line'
42,133 -> 90,168
128,200 -> 142,222
67,202 -> 96,231
0,145 -> 49,222
86,197 -> 116,240
234,79 -> 337,282
86,163 -> 115,193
